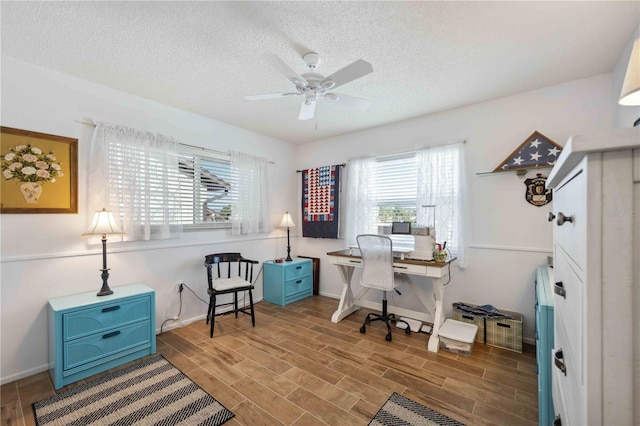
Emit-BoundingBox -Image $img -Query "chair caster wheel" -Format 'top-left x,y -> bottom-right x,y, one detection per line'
385,333 -> 392,342
405,328 -> 411,335
360,325 -> 366,334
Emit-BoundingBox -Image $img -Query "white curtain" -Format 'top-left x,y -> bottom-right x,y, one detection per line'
416,143 -> 468,267
88,122 -> 183,241
230,151 -> 270,235
344,156 -> 378,247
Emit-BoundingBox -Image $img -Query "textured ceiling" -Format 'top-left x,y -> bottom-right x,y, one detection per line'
2,1 -> 638,144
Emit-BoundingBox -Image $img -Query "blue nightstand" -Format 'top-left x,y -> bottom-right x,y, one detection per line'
48,283 -> 156,389
263,258 -> 313,306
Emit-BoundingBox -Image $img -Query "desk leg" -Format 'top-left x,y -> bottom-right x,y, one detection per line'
404,276 -> 435,319
427,277 -> 446,352
331,265 -> 359,323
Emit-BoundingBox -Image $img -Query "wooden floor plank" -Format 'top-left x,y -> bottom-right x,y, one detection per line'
7,296 -> 538,426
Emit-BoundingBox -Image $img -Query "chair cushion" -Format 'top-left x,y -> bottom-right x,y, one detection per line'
211,276 -> 252,292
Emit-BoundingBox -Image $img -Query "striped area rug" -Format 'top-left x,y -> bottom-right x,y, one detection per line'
369,392 -> 466,426
34,355 -> 234,426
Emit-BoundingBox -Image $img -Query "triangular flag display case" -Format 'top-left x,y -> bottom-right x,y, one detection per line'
492,131 -> 563,173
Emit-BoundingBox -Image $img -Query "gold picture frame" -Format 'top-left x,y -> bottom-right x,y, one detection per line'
1,126 -> 78,214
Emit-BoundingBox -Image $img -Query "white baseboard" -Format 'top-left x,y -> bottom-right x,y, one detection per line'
157,296 -> 264,334
1,363 -> 50,386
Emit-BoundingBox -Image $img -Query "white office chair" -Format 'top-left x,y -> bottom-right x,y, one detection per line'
356,234 -> 411,341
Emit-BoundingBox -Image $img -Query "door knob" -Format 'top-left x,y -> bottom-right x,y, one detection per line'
556,212 -> 573,226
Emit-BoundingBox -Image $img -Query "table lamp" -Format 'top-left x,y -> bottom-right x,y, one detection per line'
82,208 -> 125,296
619,37 -> 640,126
279,212 -> 296,261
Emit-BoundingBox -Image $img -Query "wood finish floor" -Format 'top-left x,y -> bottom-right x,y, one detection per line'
1,296 -> 538,426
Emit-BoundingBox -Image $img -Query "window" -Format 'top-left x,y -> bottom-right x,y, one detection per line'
346,143 -> 466,265
374,153 -> 417,225
176,148 -> 236,229
373,153 -> 418,248
89,122 -> 270,241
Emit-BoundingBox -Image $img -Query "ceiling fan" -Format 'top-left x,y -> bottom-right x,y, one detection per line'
246,52 -> 373,120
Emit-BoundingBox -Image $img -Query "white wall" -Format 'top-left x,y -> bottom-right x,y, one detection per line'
2,30 -> 634,381
0,56 -> 299,383
296,73 -> 614,345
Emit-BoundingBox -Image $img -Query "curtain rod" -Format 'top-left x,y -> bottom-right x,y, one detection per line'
348,139 -> 467,163
76,119 -> 274,163
296,163 -> 346,173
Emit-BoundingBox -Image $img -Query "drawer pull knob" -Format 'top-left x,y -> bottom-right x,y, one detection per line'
554,415 -> 562,426
296,280 -> 302,284
554,349 -> 567,375
296,266 -> 302,269
547,212 -> 556,222
394,266 -> 408,270
556,212 -> 573,226
102,330 -> 121,339
349,260 -> 361,264
102,305 -> 121,313
554,281 -> 566,298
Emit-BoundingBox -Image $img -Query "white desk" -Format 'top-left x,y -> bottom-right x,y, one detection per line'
327,249 -> 455,352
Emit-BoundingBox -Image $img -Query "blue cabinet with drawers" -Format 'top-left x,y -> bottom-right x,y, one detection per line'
48,283 -> 156,389
535,265 -> 554,426
263,258 -> 313,306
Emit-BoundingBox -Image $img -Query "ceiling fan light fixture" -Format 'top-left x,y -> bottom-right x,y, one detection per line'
249,52 -> 373,121
305,93 -> 318,106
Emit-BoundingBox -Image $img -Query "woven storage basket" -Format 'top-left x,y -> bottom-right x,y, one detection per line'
485,309 -> 523,353
452,302 -> 485,343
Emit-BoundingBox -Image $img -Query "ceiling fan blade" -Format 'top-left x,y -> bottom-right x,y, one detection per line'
265,54 -> 308,86
299,99 -> 316,120
245,93 -> 299,100
326,93 -> 372,110
321,59 -> 373,89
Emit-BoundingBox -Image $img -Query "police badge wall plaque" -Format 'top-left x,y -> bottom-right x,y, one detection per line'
525,174 -> 552,206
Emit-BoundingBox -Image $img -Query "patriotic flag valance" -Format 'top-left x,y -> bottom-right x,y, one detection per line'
493,131 -> 563,172
301,165 -> 341,238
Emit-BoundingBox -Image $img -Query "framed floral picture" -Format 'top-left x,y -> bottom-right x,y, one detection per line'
1,126 -> 78,213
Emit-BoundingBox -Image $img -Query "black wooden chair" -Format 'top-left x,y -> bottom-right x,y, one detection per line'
204,253 -> 259,337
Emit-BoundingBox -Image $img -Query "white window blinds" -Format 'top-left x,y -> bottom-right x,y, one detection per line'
88,122 -> 183,241
345,143 -> 467,266
88,122 -> 271,239
176,148 -> 236,229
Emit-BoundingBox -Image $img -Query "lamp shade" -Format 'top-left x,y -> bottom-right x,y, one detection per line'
619,38 -> 640,106
82,208 -> 125,237
279,212 -> 296,228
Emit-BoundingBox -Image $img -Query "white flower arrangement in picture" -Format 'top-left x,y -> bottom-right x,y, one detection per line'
1,144 -> 64,203
2,144 -> 64,183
